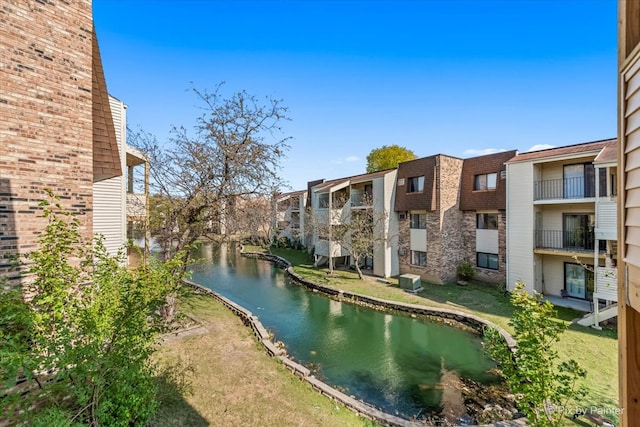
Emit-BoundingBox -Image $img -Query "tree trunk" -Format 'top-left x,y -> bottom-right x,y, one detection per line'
354,257 -> 365,280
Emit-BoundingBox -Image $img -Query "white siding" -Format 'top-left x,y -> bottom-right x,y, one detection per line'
539,163 -> 564,182
93,96 -> 126,259
476,229 -> 498,254
541,255 -> 566,297
595,267 -> 618,301
372,176 -> 385,277
410,229 -> 427,251
506,161 -> 535,292
624,51 -> 640,269
373,171 -> 398,278
385,171 -> 399,277
622,47 -> 640,312
595,199 -> 617,240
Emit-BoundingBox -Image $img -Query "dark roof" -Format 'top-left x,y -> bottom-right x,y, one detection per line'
394,155 -> 437,212
507,138 -> 616,163
594,140 -> 618,163
92,26 -> 122,182
311,169 -> 394,192
275,189 -> 306,202
460,150 -> 517,211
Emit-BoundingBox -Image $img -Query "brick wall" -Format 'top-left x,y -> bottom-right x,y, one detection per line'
435,155 -> 464,283
0,0 -> 94,282
397,155 -> 466,284
461,211 -> 507,284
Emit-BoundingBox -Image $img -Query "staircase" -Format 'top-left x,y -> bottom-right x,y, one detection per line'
576,304 -> 618,327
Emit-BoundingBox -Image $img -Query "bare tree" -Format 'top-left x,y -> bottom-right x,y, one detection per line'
310,193 -> 391,280
130,83 -> 290,261
228,195 -> 273,245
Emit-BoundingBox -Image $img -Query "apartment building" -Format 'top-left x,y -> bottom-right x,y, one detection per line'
93,96 -> 149,260
1,0 -> 122,282
272,190 -> 307,246
505,139 -> 618,321
394,151 -> 514,284
308,169 -> 398,278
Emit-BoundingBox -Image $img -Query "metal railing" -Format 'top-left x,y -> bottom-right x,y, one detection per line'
534,229 -> 599,251
533,177 -> 595,201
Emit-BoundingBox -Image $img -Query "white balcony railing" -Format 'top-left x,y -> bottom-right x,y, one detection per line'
126,193 -> 146,219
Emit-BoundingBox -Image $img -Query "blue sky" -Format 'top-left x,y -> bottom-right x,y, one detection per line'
94,0 -> 617,191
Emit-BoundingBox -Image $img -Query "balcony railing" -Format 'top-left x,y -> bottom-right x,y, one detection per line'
534,229 -> 603,251
126,193 -> 146,219
534,177 -> 596,201
350,192 -> 373,207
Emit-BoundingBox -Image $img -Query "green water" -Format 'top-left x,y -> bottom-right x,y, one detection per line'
191,243 -> 498,421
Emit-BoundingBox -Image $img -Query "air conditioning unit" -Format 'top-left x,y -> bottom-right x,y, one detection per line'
399,274 -> 422,291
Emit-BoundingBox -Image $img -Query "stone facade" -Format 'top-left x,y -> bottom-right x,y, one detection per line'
461,211 -> 507,284
0,0 -> 119,282
397,152 -> 510,285
397,155 -> 466,284
436,155 -> 465,283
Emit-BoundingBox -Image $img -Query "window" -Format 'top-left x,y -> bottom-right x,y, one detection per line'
407,176 -> 425,193
563,213 -> 599,250
474,173 -> 497,190
318,193 -> 329,208
597,168 -> 617,197
477,252 -> 499,270
564,263 -> 594,299
410,213 -> 426,229
410,250 -> 427,267
563,163 -> 595,198
476,213 -> 498,230
598,168 -> 607,197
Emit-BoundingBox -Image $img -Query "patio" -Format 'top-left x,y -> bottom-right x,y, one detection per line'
543,295 -> 592,312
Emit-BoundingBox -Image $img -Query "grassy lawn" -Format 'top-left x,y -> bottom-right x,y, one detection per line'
264,247 -> 619,425
152,292 -> 373,427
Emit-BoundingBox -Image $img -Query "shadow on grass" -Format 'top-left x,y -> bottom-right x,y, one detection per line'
566,321 -> 618,339
150,369 -> 208,427
414,281 -> 514,318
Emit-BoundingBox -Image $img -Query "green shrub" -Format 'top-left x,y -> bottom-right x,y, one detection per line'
484,282 -> 586,426
0,192 -> 187,426
457,260 -> 476,281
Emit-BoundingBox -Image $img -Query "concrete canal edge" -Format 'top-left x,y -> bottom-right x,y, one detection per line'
239,251 -> 517,352
182,250 -> 524,427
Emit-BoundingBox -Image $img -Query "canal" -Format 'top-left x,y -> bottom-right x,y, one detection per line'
190,243 -> 500,421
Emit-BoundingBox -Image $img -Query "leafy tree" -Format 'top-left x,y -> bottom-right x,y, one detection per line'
484,283 -> 586,427
130,83 -> 290,261
0,192 -> 188,426
365,144 -> 417,173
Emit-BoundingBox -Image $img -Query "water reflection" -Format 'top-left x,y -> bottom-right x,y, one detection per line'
190,243 -> 498,420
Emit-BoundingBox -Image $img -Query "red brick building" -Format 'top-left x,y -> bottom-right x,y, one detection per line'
394,151 -> 515,284
0,0 -> 120,282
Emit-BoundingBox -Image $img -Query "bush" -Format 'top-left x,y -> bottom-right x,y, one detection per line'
0,192 -> 187,426
484,282 -> 586,426
457,260 -> 476,281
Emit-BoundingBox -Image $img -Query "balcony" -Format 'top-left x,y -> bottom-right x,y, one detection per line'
534,177 -> 596,201
126,193 -> 146,220
350,190 -> 373,208
534,229 -> 604,253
